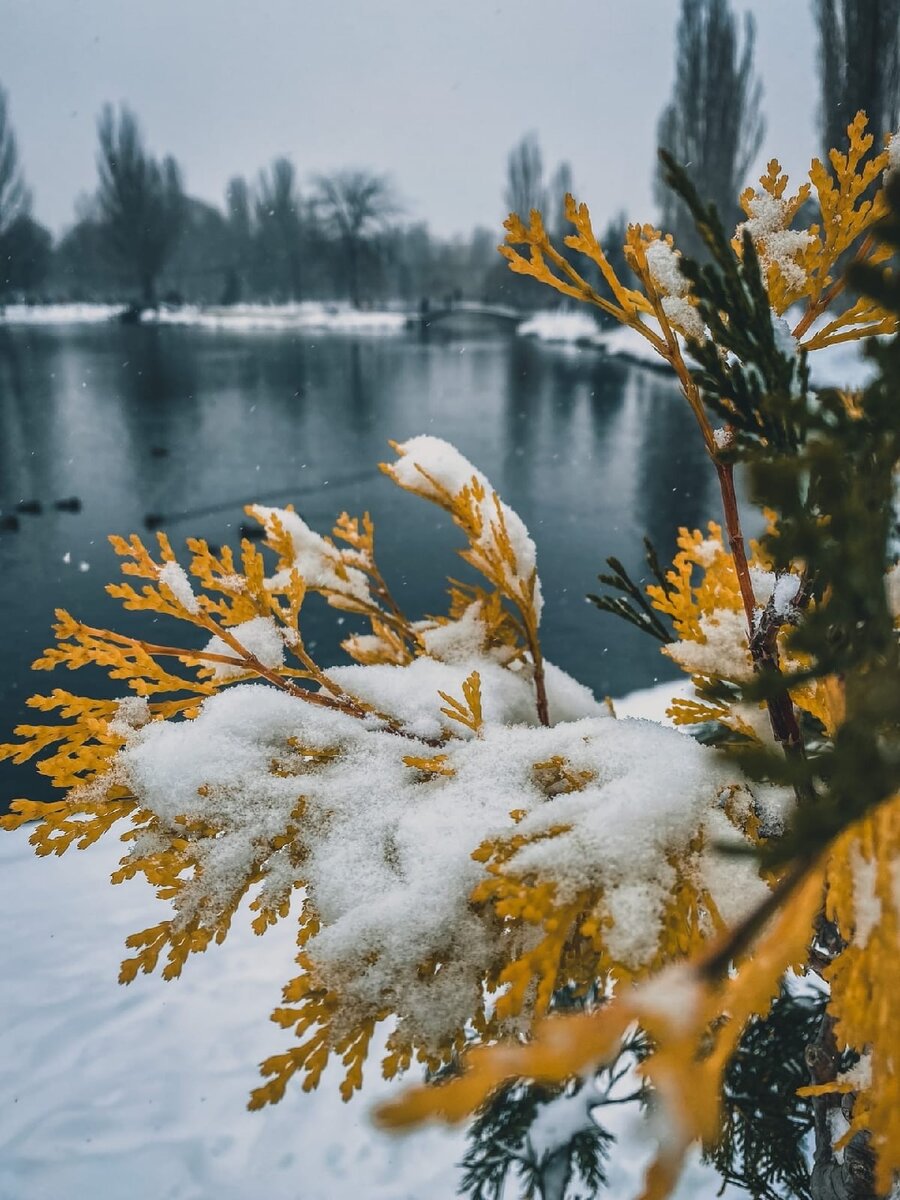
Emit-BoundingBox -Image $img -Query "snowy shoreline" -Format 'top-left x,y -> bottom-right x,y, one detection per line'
0,301 -> 409,336
0,302 -> 874,388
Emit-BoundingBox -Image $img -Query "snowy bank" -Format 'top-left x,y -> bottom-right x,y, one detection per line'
0,303 -> 126,325
143,302 -> 408,335
0,302 -> 408,335
517,309 -> 601,344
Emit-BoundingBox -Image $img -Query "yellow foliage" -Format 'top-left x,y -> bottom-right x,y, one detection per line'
402,753 -> 456,780
646,522 -> 841,742
380,443 -> 548,718
799,794 -> 900,1194
647,522 -> 743,642
471,818 -> 728,1023
0,440 -> 558,1108
437,669 -> 483,735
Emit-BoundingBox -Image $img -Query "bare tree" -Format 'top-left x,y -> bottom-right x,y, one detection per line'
504,132 -> 545,218
254,158 -> 303,301
94,104 -> 185,307
814,0 -> 900,157
313,169 -> 400,307
655,0 -> 765,258
1,215 -> 52,300
0,83 -> 30,241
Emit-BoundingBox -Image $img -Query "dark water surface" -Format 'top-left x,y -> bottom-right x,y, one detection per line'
0,324 -> 719,807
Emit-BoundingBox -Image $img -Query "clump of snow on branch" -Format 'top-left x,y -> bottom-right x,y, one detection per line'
527,1085 -> 601,1164
885,131 -> 900,180
158,560 -> 200,614
384,435 -> 542,618
248,504 -> 373,606
665,608 -> 754,682
736,192 -> 813,293
416,602 -> 495,664
203,616 -> 287,679
108,695 -> 151,737
645,238 -> 706,341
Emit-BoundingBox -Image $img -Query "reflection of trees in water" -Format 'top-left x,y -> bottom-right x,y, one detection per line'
0,327 -> 26,404
501,339 -> 627,493
346,342 -> 372,429
117,324 -> 198,412
0,330 -> 72,505
495,346 -> 722,692
0,328 -> 31,501
634,371 -> 717,556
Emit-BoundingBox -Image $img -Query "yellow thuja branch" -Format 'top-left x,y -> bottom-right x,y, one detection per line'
2,440 -> 578,1107
503,202 -> 713,451
247,502 -> 419,668
376,858 -> 825,1195
332,510 -> 414,643
381,439 -> 549,724
438,669 -> 483,735
502,113 -> 899,471
798,795 -> 900,1195
643,521 -> 850,743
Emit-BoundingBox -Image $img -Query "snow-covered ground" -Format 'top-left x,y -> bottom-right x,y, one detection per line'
0,678 -> 744,1200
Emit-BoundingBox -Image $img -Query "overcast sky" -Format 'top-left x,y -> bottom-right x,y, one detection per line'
1,0 -> 820,239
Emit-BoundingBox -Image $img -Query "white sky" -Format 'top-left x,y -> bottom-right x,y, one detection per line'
1,0 -> 820,238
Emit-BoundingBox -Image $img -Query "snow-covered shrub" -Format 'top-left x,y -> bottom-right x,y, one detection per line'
1,434 -> 779,1111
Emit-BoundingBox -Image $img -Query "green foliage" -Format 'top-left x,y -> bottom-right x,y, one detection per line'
655,0 -> 765,260
587,538 -> 673,643
705,985 -> 830,1200
458,1080 -> 613,1200
660,150 -> 809,453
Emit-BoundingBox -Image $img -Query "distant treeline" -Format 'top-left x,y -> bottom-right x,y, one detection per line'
1,0 -> 899,312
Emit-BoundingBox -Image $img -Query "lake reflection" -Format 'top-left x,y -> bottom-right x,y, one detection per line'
0,324 -> 719,806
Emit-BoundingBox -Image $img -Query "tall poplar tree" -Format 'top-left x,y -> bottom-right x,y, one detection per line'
0,83 -> 29,240
814,0 -> 900,157
654,0 -> 764,258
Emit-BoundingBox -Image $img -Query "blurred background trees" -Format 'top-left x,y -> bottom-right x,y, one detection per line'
312,169 -> 401,308
504,133 -> 546,219
814,0 -> 900,160
654,0 -> 765,259
255,157 -> 304,302
93,104 -> 186,307
6,0 -> 900,312
0,83 -> 52,304
0,83 -> 30,243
